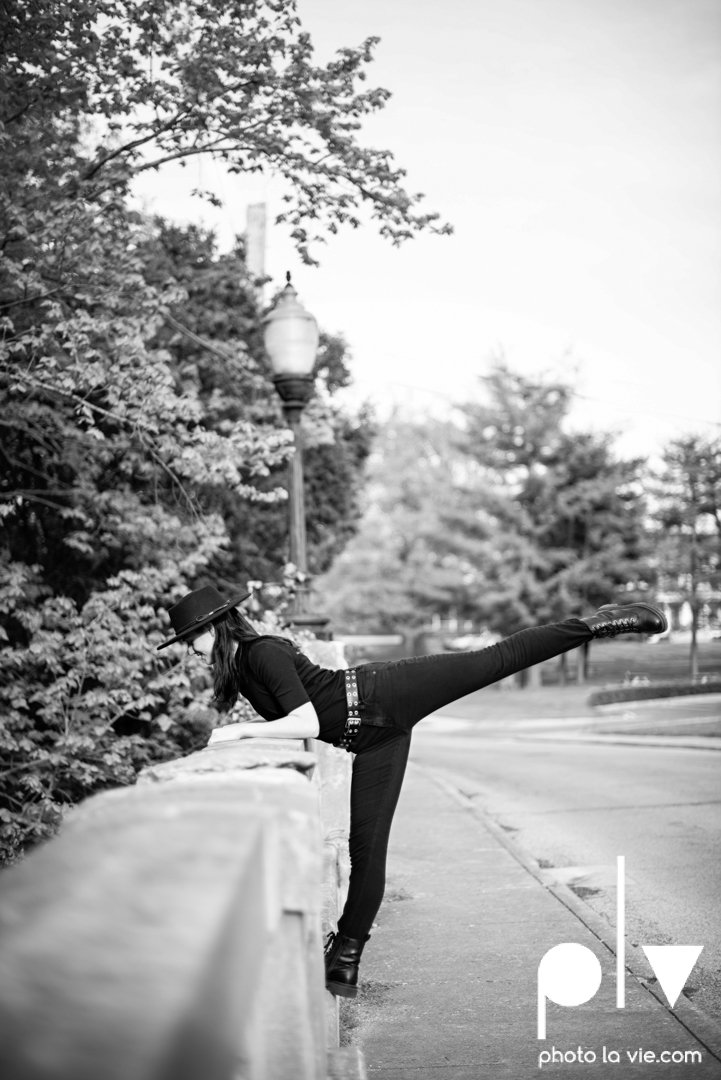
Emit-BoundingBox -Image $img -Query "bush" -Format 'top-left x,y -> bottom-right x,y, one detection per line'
0,563 -> 211,863
589,678 -> 721,707
0,560 -> 319,865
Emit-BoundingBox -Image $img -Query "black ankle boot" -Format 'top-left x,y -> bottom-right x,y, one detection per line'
324,931 -> 370,998
580,602 -> 667,638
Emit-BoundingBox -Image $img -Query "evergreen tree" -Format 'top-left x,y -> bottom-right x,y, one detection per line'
457,360 -> 653,635
653,435 -> 721,676
317,362 -> 653,646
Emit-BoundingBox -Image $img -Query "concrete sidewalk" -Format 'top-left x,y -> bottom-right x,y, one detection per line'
341,764 -> 721,1079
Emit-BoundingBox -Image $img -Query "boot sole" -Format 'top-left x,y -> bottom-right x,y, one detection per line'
326,980 -> 358,998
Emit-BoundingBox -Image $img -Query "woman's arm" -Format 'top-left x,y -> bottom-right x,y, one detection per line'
208,701 -> 320,744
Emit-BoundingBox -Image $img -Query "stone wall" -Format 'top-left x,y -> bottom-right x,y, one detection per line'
0,735 -> 362,1080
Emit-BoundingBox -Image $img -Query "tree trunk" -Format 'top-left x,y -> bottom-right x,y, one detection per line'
690,522 -> 699,680
525,663 -> 542,689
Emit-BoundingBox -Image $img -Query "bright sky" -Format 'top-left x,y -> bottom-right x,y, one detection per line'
132,0 -> 721,459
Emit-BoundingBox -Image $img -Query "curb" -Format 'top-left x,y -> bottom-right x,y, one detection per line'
421,763 -> 721,1068
511,732 -> 721,752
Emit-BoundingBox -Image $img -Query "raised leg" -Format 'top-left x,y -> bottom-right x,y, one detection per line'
373,618 -> 593,729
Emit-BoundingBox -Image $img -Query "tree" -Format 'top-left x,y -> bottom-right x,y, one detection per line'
1,0 -> 446,860
317,361 -> 653,685
0,132 -> 293,856
314,415 -> 478,632
457,360 -> 652,632
2,0 -> 442,601
139,221 -> 376,585
3,0 -> 450,265
0,558 -> 297,865
654,435 -> 721,677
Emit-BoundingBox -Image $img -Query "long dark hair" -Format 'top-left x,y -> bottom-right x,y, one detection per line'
210,608 -> 294,711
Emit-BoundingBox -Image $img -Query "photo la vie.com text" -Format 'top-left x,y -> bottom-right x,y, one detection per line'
538,1045 -> 704,1070
534,858 -> 706,1071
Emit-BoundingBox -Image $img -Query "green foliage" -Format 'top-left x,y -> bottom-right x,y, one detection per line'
454,360 -> 653,632
316,362 -> 655,636
302,402 -> 376,575
0,560 -> 307,863
0,561 -> 211,863
138,221 -> 376,585
3,0 -> 428,862
0,188 -> 291,598
652,434 -> 721,673
655,435 -> 721,566
2,0 -> 450,265
315,415 -> 478,631
589,679 -> 721,707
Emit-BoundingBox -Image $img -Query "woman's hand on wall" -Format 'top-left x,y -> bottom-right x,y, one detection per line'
208,723 -> 254,745
207,702 -> 320,743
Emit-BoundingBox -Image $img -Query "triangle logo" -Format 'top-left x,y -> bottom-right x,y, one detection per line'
642,945 -> 703,1008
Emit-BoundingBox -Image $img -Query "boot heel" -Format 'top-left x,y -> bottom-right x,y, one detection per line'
324,931 -> 369,996
326,979 -> 359,999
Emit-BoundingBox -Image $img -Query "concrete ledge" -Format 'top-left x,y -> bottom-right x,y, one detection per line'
140,739 -> 318,782
0,733 -> 356,1080
312,741 -> 352,1051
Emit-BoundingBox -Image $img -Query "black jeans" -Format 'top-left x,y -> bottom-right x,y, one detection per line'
336,618 -> 592,940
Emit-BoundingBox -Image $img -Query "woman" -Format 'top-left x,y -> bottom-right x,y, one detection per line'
158,584 -> 667,998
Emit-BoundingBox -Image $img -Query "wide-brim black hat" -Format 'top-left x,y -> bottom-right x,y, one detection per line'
157,585 -> 250,649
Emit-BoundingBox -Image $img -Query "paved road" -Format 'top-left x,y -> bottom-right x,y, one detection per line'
409,697 -> 721,1021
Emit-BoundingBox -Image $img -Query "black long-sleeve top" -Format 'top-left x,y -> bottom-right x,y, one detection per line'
235,636 -> 404,754
235,637 -> 348,745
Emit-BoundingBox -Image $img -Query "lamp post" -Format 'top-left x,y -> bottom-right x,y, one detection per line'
264,273 -> 330,636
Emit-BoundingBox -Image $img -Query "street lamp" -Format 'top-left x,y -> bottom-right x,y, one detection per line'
264,273 -> 329,636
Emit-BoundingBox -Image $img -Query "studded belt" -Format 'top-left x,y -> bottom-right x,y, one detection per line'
339,668 -> 362,751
